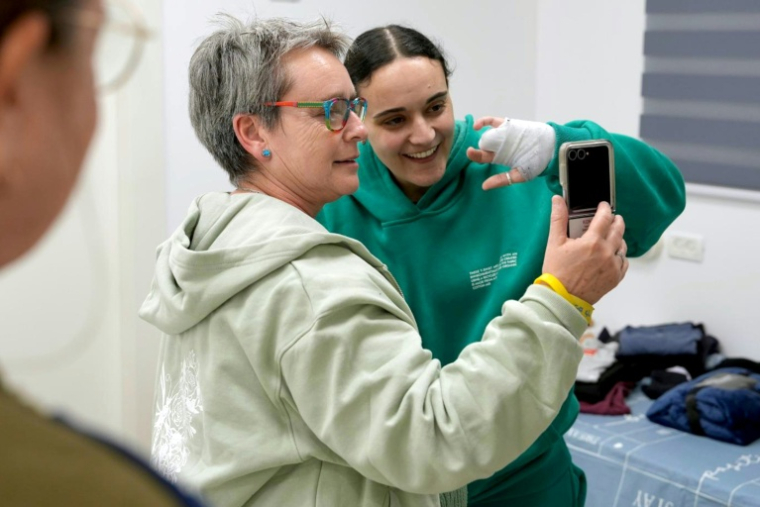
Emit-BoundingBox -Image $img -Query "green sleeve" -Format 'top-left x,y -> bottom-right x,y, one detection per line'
545,120 -> 686,257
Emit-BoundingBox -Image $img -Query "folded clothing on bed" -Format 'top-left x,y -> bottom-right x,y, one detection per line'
575,362 -> 641,403
577,339 -> 619,383
576,323 -> 719,403
617,322 -> 704,356
646,367 -> 760,446
615,328 -> 719,380
641,369 -> 691,400
580,381 -> 635,415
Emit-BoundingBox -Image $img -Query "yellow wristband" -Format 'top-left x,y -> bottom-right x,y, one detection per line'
534,273 -> 594,325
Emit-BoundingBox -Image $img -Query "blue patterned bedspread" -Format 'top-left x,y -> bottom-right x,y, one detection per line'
565,388 -> 760,507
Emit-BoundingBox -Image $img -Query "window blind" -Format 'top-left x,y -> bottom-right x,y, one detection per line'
640,0 -> 760,191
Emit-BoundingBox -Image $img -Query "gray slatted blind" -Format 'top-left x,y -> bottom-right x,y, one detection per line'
640,0 -> 760,191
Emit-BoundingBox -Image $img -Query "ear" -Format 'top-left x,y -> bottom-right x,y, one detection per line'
233,113 -> 271,164
0,13 -> 51,110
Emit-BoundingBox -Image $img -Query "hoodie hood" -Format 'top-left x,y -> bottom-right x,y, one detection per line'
351,115 -> 486,222
139,192 -> 384,335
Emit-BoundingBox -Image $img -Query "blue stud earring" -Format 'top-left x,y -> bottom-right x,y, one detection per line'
262,149 -> 271,157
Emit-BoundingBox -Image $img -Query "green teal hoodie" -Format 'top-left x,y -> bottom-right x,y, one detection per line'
318,116 -> 686,505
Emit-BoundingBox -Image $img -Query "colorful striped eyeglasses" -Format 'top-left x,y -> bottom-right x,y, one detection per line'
263,97 -> 368,132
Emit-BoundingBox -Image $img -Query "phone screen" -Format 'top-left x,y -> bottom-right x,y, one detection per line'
566,144 -> 612,213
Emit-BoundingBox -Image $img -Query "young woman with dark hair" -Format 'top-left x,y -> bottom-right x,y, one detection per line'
319,24 -> 686,507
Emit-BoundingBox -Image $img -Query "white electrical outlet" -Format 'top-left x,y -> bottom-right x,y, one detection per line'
666,232 -> 705,262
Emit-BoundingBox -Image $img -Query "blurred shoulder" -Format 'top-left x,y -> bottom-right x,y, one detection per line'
0,384 -> 204,506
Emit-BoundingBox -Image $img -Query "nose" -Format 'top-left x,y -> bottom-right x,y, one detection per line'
344,111 -> 368,142
408,115 -> 435,145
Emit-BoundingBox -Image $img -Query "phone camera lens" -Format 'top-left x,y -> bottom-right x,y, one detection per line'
578,149 -> 587,160
568,149 -> 577,161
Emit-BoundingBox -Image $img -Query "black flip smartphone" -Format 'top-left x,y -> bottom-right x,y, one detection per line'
558,140 -> 616,238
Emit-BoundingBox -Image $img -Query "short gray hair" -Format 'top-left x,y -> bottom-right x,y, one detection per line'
188,15 -> 351,184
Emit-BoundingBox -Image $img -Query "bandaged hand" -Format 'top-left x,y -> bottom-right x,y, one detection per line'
467,116 -> 556,190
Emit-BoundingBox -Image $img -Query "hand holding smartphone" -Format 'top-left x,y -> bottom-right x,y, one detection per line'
559,140 -> 616,238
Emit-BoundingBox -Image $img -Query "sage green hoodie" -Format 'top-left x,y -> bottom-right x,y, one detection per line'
140,191 -> 586,507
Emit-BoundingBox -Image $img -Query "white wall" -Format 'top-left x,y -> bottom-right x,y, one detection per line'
536,0 -> 760,360
535,0 -> 645,133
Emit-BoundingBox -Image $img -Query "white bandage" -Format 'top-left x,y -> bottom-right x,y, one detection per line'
478,118 -> 556,181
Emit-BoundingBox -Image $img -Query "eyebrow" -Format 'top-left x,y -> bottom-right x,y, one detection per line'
316,91 -> 359,102
373,91 -> 448,119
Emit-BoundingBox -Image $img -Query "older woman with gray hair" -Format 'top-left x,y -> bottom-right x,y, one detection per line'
141,15 -> 629,507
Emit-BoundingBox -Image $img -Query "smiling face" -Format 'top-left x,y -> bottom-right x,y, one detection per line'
358,56 -> 455,203
260,46 -> 367,215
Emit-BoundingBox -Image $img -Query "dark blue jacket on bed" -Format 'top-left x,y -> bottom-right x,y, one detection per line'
646,367 -> 760,446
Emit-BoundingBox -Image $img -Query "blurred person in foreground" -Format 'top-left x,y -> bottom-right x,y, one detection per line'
141,15 -> 629,507
0,0 -> 204,504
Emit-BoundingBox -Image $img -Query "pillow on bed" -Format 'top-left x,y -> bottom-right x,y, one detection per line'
646,367 -> 760,446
